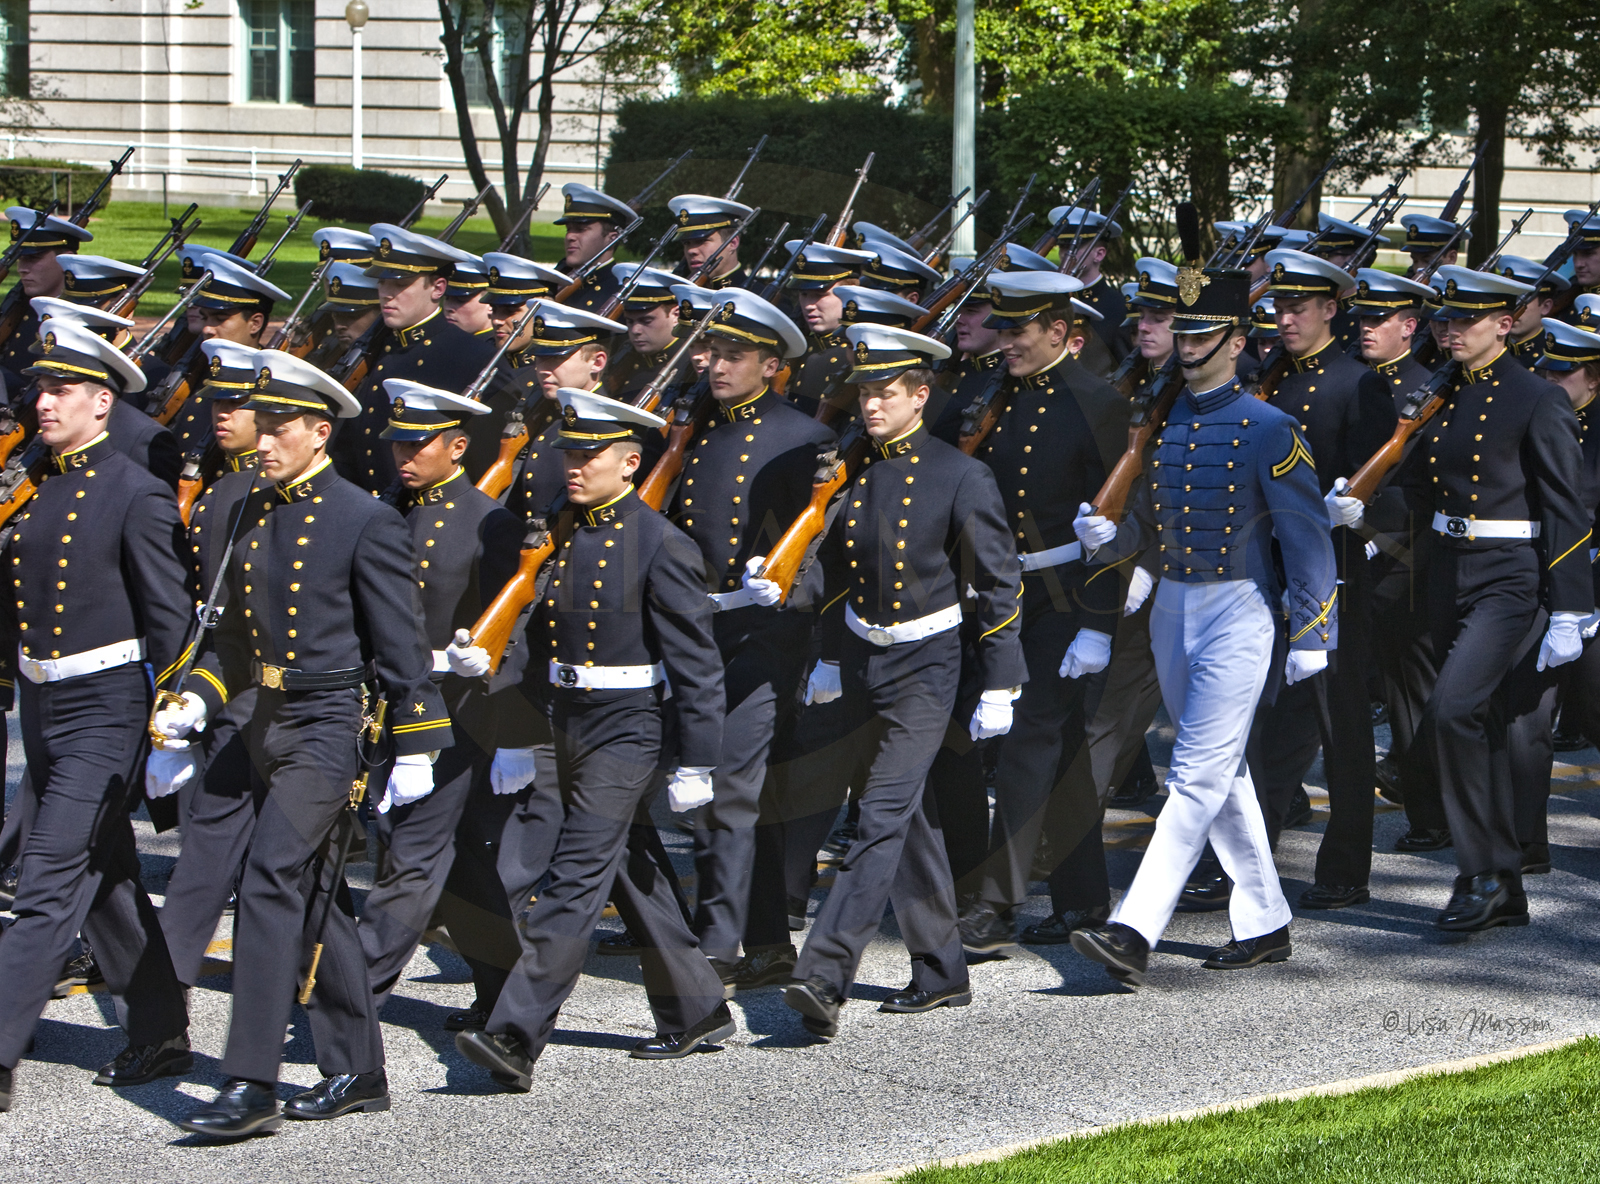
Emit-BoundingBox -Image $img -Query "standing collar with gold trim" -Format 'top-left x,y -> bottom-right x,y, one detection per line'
1511,329 -> 1542,356
226,449 -> 260,473
1461,348 -> 1510,384
869,420 -> 927,460
1371,349 -> 1412,378
812,330 -> 846,351
1289,336 -> 1337,372
1019,344 -> 1075,388
719,386 -> 771,422
579,485 -> 637,526
419,466 -> 466,504
973,349 -> 1004,372
276,454 -> 337,501
51,431 -> 113,472
396,309 -> 442,349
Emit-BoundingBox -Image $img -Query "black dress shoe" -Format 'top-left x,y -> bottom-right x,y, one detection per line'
783,975 -> 843,1039
455,1029 -> 534,1092
283,1071 -> 389,1119
1177,872 -> 1231,912
1521,842 -> 1552,875
443,1003 -> 489,1031
1370,699 -> 1389,727
177,1078 -> 282,1138
725,946 -> 798,990
595,929 -> 643,956
93,1035 -> 193,1086
53,950 -> 103,998
1109,767 -> 1158,808
1285,786 -> 1315,828
631,1002 -> 736,1059
1018,905 -> 1111,945
958,901 -> 1016,954
1203,924 -> 1292,969
1069,922 -> 1150,987
1396,827 -> 1453,852
0,863 -> 17,910
0,1065 -> 11,1112
1374,757 -> 1405,806
878,984 -> 973,1013
1551,712 -> 1588,753
1436,873 -> 1528,932
1298,883 -> 1371,910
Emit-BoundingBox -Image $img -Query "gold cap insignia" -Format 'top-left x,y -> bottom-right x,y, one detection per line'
1271,262 -> 1286,284
563,195 -> 576,214
719,301 -> 736,322
319,241 -> 331,259
488,267 -> 500,283
676,209 -> 690,226
1547,332 -> 1558,349
562,403 -> 578,425
1176,266 -> 1210,307
378,238 -> 392,258
329,276 -> 343,295
843,299 -> 859,322
998,249 -> 1011,270
256,367 -> 272,389
854,340 -> 870,362
1445,279 -> 1458,298
40,332 -> 54,353
7,221 -> 17,241
533,315 -> 545,332
209,356 -> 222,375
679,300 -> 694,318
1357,280 -> 1370,297
1138,270 -> 1150,288
181,257 -> 195,278
63,272 -> 75,288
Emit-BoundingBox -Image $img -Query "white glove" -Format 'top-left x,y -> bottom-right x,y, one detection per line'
1285,648 -> 1329,685
145,747 -> 196,800
1324,477 -> 1364,528
378,753 -> 436,814
153,691 -> 207,740
741,556 -> 782,607
1364,539 -> 1380,561
446,629 -> 492,677
1581,609 -> 1600,640
969,688 -> 1017,742
667,766 -> 715,812
1124,566 -> 1154,615
1073,502 -> 1117,551
490,746 -> 539,796
1059,629 -> 1112,679
1538,611 -> 1586,672
805,660 -> 841,705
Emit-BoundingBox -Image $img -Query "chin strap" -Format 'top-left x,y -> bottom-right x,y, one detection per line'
1180,330 -> 1237,375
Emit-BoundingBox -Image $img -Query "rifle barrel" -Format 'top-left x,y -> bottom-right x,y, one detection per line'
400,174 -> 449,228
827,152 -> 876,246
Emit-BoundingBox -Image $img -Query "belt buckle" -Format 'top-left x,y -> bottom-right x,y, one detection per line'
261,664 -> 284,690
557,664 -> 579,687
1446,516 -> 1469,538
22,658 -> 45,683
866,626 -> 895,647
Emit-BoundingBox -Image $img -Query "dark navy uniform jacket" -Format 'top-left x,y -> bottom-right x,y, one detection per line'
556,264 -> 623,316
109,398 -> 181,491
336,311 -> 497,493
1362,350 -> 1431,551
927,350 -> 1004,446
787,331 -> 850,418
543,487 -> 725,767
0,432 -> 192,694
184,455 -> 261,711
671,386 -> 835,601
975,352 -> 1131,621
189,457 -> 452,758
1416,349 -> 1593,615
673,262 -> 749,293
465,353 -> 548,490
1145,378 -> 1339,651
0,306 -> 41,396
817,421 -> 1027,692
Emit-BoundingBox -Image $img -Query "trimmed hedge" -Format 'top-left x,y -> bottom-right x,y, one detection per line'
0,159 -> 112,218
295,165 -> 426,225
606,95 -> 1009,261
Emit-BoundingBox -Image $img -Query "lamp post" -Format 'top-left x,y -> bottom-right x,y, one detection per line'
951,0 -> 976,259
346,0 -> 369,170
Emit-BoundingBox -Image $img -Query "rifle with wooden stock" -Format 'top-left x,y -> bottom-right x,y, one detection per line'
1345,199 -> 1600,507
759,214 -> 827,397
471,301 -> 551,499
461,300 -> 724,671
827,153 -> 876,247
633,302 -> 730,509
400,174 -> 450,229
440,182 -> 494,243
747,421 -> 871,603
550,153 -> 691,305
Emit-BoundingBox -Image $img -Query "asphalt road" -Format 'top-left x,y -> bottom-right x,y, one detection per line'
3,714 -> 1598,1183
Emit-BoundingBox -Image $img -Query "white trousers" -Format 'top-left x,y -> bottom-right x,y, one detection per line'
1111,577 -> 1292,945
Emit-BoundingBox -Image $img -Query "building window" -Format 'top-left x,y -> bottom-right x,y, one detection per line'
244,0 -> 313,105
454,0 -> 525,107
0,0 -> 28,100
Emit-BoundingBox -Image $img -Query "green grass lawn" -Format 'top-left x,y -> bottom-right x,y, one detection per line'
2,201 -> 569,315
897,1038 -> 1600,1184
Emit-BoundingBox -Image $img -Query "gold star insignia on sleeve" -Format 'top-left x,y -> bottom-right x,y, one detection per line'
412,702 -> 427,716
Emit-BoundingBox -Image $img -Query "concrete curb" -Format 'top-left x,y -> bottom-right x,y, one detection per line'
845,1034 -> 1591,1183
